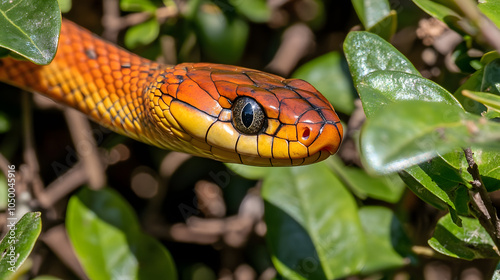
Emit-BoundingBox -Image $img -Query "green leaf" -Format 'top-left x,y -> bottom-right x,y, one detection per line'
0,212 -> 42,278
366,10 -> 398,40
120,0 -> 157,12
344,31 -> 420,87
263,163 -> 365,279
124,17 -> 160,49
194,2 -> 249,64
399,155 -> 469,216
0,0 -> 60,64
292,52 -> 356,114
359,206 -> 406,274
453,67 -> 487,114
57,0 -> 72,13
230,0 -> 270,23
66,187 -> 177,280
428,214 -> 499,260
351,0 -> 391,29
358,71 -> 463,117
441,150 -> 500,192
478,0 -> 500,30
412,0 -> 462,24
462,90 -> 500,114
327,157 -> 405,203
360,101 -> 500,174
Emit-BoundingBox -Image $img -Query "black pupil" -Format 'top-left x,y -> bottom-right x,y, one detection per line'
242,103 -> 254,128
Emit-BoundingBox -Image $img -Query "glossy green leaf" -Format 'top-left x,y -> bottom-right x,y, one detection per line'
361,101 -> 500,174
359,206 -> 406,274
479,0 -> 500,30
194,2 -> 249,64
429,214 -> 499,260
0,212 -> 42,278
366,10 -> 398,40
124,18 -> 160,49
351,0 -> 391,29
230,0 -> 270,23
327,157 -> 405,203
292,52 -> 356,114
441,150 -> 500,192
58,0 -> 72,13
344,31 -> 420,87
120,0 -> 157,12
66,187 -> 177,280
462,90 -> 500,114
412,0 -> 462,23
454,68 -> 487,114
399,156 -> 469,216
358,71 -> 463,117
0,0 -> 60,64
263,163 -> 365,279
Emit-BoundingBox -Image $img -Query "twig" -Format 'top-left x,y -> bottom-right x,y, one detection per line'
463,147 -> 500,251
455,0 -> 500,53
36,162 -> 88,209
21,93 -> 44,196
63,109 -> 106,190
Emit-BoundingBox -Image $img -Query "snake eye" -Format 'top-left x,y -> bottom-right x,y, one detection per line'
232,97 -> 266,135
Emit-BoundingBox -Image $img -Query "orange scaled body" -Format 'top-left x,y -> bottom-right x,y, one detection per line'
0,19 -> 342,166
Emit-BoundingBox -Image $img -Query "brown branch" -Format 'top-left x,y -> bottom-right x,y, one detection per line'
21,92 -> 44,196
455,0 -> 500,53
463,147 -> 500,252
63,109 -> 106,190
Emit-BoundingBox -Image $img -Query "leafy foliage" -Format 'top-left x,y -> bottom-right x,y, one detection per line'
3,0 -> 500,279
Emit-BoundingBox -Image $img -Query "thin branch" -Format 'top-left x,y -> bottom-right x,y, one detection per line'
21,92 -> 44,196
463,147 -> 500,251
455,0 -> 500,52
64,109 -> 106,190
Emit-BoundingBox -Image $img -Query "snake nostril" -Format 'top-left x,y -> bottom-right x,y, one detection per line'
302,127 -> 310,140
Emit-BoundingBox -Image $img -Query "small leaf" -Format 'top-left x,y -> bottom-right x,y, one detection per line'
358,71 -> 463,117
428,214 -> 499,260
66,187 -> 177,280
462,90 -> 500,114
0,0 -> 60,64
264,163 -> 365,279
0,212 -> 42,278
366,10 -> 398,40
124,17 -> 160,49
292,52 -> 356,114
351,0 -> 391,29
412,0 -> 462,24
454,67 -> 487,114
359,206 -> 406,274
361,101 -> 500,173
344,31 -> 419,87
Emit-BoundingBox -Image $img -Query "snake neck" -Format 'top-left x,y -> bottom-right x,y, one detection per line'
0,19 -> 175,147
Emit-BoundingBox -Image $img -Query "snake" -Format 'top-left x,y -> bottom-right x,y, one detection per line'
0,19 -> 343,166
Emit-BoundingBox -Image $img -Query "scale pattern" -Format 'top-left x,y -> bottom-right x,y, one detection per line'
0,19 -> 343,166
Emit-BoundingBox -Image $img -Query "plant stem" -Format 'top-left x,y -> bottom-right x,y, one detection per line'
463,147 -> 500,254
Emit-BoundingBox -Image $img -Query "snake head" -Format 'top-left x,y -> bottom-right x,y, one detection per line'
148,63 -> 343,166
